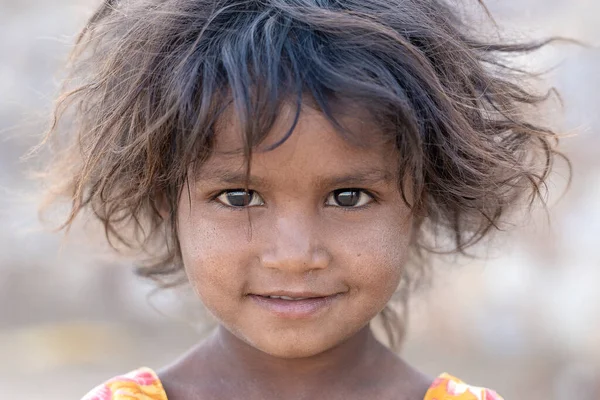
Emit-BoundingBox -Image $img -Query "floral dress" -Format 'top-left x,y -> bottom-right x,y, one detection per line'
82,367 -> 504,400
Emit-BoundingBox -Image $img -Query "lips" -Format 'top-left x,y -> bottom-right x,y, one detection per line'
263,295 -> 313,301
248,291 -> 343,319
255,291 -> 333,300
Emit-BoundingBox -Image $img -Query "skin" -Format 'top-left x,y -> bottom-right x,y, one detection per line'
159,105 -> 432,399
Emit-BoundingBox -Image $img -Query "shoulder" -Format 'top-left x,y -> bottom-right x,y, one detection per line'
423,373 -> 504,400
81,367 -> 168,400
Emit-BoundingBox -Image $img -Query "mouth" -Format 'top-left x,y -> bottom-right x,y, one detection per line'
255,292 -> 333,300
262,295 -> 315,301
247,292 -> 344,319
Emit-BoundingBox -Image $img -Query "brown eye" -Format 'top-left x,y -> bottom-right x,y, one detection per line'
216,190 -> 264,208
326,189 -> 373,208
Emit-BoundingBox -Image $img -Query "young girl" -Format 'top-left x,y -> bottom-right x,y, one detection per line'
39,0 -> 565,399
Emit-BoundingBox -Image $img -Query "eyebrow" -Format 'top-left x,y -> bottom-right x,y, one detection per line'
196,167 -> 394,188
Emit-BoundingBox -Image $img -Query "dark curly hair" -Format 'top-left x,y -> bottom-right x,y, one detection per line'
38,0 -> 568,349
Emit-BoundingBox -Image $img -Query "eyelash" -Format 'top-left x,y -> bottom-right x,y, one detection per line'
325,189 -> 376,211
211,190 -> 263,212
210,189 -> 377,211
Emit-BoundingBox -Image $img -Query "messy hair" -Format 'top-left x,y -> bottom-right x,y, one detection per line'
39,0 -> 567,349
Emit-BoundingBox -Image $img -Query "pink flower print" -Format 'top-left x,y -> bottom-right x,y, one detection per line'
484,389 -> 502,400
429,377 -> 446,389
446,380 -> 484,399
82,384 -> 112,400
126,369 -> 158,386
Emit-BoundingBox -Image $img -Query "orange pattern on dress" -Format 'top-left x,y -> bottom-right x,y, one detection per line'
423,373 -> 504,400
82,368 -> 503,400
82,368 -> 167,400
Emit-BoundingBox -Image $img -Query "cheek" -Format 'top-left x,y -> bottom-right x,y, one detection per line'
177,209 -> 250,302
334,214 -> 412,297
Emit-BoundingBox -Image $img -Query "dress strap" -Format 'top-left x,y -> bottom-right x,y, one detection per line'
81,367 -> 168,400
423,373 -> 504,400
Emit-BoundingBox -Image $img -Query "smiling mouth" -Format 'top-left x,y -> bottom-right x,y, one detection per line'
247,292 -> 343,319
250,291 -> 340,300
259,295 -> 325,301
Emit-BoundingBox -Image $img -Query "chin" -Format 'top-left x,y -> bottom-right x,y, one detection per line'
243,327 -> 353,359
255,339 -> 332,359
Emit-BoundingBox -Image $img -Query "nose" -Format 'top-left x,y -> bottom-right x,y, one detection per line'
260,213 -> 331,273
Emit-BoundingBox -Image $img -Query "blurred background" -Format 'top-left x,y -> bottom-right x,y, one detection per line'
0,0 -> 599,399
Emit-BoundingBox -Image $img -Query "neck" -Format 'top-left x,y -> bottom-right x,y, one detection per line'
206,324 -> 389,397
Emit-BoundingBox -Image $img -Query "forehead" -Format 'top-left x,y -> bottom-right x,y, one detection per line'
192,102 -> 401,189
210,101 -> 396,161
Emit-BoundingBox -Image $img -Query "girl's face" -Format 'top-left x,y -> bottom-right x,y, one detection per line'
177,106 -> 413,358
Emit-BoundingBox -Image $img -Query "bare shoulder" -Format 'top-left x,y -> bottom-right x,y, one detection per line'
404,367 -> 435,400
385,356 -> 434,400
157,344 -> 228,400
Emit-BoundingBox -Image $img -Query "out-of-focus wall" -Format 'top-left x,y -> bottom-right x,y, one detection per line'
0,1 -> 598,399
